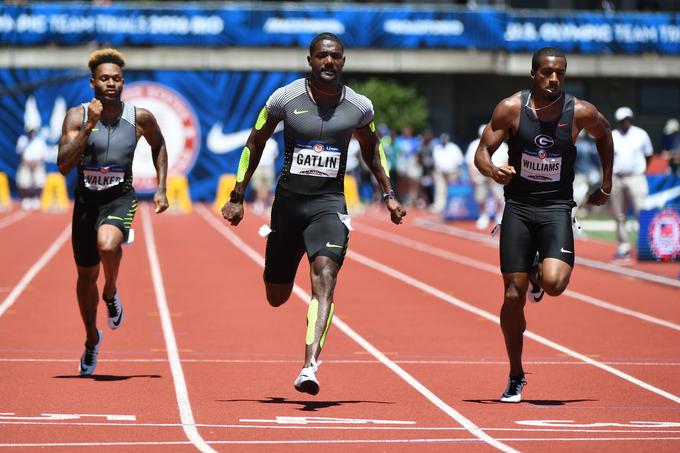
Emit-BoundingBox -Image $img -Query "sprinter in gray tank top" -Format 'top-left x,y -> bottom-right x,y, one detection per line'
474,47 -> 613,403
222,33 -> 406,396
58,48 -> 168,376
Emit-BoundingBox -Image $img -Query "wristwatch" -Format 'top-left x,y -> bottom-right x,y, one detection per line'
382,189 -> 396,202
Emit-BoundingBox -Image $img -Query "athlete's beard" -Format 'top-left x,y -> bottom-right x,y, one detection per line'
544,90 -> 561,101
310,74 -> 342,95
95,93 -> 121,105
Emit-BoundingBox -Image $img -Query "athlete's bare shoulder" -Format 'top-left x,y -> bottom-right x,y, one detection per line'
134,107 -> 164,144
574,97 -> 602,129
498,91 -> 522,111
574,97 -> 599,119
61,106 -> 85,138
491,91 -> 522,130
135,107 -> 157,127
65,105 -> 84,126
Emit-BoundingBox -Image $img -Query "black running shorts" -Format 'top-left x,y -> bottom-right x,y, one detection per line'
264,188 -> 349,284
499,200 -> 575,273
71,187 -> 137,267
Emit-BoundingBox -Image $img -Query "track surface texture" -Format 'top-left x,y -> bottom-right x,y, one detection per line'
1,203 -> 678,452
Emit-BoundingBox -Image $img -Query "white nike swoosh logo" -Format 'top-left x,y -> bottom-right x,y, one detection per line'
326,242 -> 344,249
293,109 -> 308,115
560,247 -> 573,254
206,122 -> 283,154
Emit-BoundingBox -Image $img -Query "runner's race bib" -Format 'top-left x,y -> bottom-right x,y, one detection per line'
83,166 -> 125,191
290,142 -> 341,178
520,151 -> 562,183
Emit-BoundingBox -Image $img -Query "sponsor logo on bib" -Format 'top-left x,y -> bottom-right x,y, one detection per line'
290,142 -> 341,178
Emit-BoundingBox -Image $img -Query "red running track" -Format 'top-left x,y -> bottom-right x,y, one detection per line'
0,203 -> 678,452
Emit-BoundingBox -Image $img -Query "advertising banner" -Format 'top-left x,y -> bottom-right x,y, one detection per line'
1,4 -> 678,54
638,207 -> 680,262
0,68 -> 301,201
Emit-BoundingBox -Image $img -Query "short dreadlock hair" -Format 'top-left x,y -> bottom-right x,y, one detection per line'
88,48 -> 126,76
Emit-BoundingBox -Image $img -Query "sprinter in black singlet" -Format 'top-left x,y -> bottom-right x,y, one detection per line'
58,49 -> 168,376
222,33 -> 406,395
475,47 -> 613,403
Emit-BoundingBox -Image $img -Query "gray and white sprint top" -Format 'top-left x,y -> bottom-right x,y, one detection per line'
79,102 -> 136,192
266,78 -> 374,195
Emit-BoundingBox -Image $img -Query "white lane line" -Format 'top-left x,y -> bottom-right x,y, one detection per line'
414,218 -> 680,289
493,437 -> 680,442
0,226 -> 70,318
3,358 -> 680,366
141,207 -> 217,453
356,223 -> 680,332
1,420 -> 680,433
0,210 -> 29,230
1,436 -> 679,447
563,291 -> 680,332
196,204 -> 518,453
347,249 -> 680,405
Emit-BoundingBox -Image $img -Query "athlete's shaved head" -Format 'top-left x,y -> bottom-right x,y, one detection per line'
531,47 -> 566,71
88,48 -> 126,75
309,32 -> 344,56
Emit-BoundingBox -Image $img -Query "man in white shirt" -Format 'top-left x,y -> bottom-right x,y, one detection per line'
611,106 -> 653,259
15,128 -> 48,210
432,133 -> 464,213
466,124 -> 509,229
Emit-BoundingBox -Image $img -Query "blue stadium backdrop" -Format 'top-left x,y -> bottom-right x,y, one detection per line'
1,4 -> 678,54
0,69 -> 301,200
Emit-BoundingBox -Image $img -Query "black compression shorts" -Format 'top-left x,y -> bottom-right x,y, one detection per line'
71,187 -> 137,267
499,200 -> 575,273
264,189 -> 349,284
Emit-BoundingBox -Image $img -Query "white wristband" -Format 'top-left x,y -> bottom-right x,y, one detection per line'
600,187 -> 611,196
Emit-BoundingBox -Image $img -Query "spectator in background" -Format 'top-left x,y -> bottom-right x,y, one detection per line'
660,118 -> 680,176
573,129 -> 601,217
466,124 -> 508,229
599,0 -> 615,13
418,130 -> 436,208
611,106 -> 653,260
432,132 -> 464,213
346,135 -> 375,202
250,137 -> 279,215
394,125 -> 421,207
15,127 -> 48,210
345,135 -> 361,190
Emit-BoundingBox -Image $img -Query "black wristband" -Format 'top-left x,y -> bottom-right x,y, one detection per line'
229,190 -> 244,203
382,189 -> 396,202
